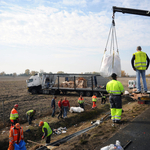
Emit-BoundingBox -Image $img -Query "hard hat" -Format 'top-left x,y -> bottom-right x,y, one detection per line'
15,123 -> 20,129
39,121 -> 44,126
14,104 -> 18,108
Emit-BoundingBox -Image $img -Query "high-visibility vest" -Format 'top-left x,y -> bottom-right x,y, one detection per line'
133,51 -> 147,70
78,97 -> 84,104
92,96 -> 97,102
9,127 -> 23,144
10,108 -> 19,120
106,80 -> 124,95
26,110 -> 34,116
42,122 -> 52,137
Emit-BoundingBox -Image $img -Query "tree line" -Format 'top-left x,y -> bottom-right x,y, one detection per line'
0,69 -> 139,77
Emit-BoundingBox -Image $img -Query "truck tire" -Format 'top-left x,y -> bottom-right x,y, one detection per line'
79,91 -> 84,96
86,91 -> 91,97
31,89 -> 37,94
93,92 -> 99,97
50,90 -> 55,95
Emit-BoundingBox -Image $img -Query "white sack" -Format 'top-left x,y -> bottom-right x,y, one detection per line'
69,107 -> 84,113
124,90 -> 129,95
100,52 -> 121,77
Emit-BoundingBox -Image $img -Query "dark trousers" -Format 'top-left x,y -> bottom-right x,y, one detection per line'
79,103 -> 84,109
109,95 -> 122,108
58,107 -> 63,118
11,119 -> 18,126
52,107 -> 55,117
46,135 -> 51,143
101,98 -> 106,104
26,114 -> 33,125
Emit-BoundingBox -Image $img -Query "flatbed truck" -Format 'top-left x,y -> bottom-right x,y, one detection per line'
26,73 -> 109,97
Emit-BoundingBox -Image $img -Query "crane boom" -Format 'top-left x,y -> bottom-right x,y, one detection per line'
113,6 -> 150,17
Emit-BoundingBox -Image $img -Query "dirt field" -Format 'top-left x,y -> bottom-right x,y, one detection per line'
0,76 -> 150,150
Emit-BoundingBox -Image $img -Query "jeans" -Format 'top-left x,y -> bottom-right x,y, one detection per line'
52,107 -> 55,117
136,70 -> 147,92
63,106 -> 68,118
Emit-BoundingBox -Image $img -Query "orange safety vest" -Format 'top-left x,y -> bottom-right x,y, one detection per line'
10,108 -> 18,120
9,127 -> 24,145
92,96 -> 97,102
78,97 -> 84,104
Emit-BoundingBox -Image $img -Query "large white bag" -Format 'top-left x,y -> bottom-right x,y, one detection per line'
100,52 -> 121,77
69,107 -> 84,113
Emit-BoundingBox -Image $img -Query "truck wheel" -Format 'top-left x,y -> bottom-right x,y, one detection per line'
86,91 -> 91,97
50,90 -> 55,95
31,89 -> 37,94
93,92 -> 99,97
79,91 -> 84,96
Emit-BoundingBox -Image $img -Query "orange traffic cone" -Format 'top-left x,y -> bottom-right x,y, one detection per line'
92,102 -> 97,108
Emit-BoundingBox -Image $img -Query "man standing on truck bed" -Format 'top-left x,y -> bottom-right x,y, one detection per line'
51,96 -> 57,117
106,73 -> 124,123
62,97 -> 70,118
131,46 -> 149,93
10,104 -> 19,127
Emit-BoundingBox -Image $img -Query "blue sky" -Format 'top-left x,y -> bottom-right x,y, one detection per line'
0,0 -> 150,75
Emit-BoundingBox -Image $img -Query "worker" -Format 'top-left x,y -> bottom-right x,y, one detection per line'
78,95 -> 84,109
8,123 -> 25,150
62,97 -> 70,118
39,121 -> 52,145
51,96 -> 57,117
26,110 -> 36,125
92,94 -> 97,108
131,46 -> 149,93
101,94 -> 106,104
10,104 -> 19,127
57,99 -> 63,119
106,73 -> 124,123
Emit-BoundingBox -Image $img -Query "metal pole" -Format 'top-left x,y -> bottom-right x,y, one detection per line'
2,100 -> 5,127
91,76 -> 93,92
58,76 -> 59,90
74,76 -> 76,90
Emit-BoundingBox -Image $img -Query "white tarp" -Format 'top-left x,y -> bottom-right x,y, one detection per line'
100,52 -> 121,77
69,107 -> 84,113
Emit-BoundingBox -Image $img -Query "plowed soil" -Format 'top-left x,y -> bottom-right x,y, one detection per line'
0,76 -> 150,150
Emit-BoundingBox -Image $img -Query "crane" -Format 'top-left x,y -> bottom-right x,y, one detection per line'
113,6 -> 150,17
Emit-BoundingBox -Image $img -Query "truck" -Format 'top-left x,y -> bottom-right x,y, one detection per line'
26,73 -> 110,97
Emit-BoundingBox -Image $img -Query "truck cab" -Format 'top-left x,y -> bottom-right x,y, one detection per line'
26,74 -> 42,94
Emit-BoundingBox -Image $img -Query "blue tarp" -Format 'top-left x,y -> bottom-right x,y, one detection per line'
14,140 -> 26,150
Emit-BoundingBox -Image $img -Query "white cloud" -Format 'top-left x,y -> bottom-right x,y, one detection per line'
62,0 -> 87,6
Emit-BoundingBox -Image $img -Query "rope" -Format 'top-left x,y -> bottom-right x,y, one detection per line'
105,24 -> 112,52
104,18 -> 119,54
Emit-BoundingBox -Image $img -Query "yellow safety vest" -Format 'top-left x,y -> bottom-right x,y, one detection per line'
42,122 -> 52,137
133,51 -> 147,70
78,98 -> 84,104
92,96 -> 97,102
106,80 -> 124,95
26,110 -> 34,116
